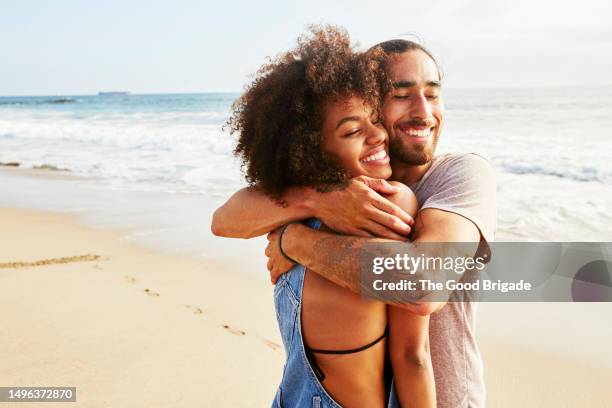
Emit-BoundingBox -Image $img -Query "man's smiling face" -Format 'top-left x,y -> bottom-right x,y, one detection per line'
382,50 -> 444,166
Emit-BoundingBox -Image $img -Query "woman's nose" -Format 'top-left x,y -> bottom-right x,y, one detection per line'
366,122 -> 387,145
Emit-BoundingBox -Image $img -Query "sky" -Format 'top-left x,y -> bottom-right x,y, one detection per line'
1,0 -> 611,95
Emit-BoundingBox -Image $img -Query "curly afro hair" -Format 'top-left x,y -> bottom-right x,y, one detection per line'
226,25 -> 387,200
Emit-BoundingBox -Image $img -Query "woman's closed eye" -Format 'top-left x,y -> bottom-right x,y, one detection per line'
343,129 -> 361,137
393,94 -> 410,100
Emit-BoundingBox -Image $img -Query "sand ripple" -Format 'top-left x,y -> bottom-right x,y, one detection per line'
0,254 -> 101,269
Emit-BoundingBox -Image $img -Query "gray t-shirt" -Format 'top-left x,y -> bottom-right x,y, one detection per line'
408,153 -> 497,408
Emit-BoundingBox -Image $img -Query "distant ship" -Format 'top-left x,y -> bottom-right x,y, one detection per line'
98,91 -> 130,96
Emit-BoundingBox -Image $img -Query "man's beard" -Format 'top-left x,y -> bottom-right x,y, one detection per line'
389,132 -> 439,165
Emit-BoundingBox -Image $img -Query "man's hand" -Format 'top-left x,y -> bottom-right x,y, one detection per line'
265,227 -> 296,284
312,176 -> 413,240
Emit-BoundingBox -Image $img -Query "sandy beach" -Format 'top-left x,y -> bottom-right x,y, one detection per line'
3,1 -> 612,405
1,205 -> 284,407
1,169 -> 611,407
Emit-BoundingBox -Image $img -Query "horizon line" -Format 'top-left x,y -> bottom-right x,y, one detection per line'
2,83 -> 612,98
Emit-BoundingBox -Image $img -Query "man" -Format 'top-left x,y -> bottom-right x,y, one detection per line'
213,39 -> 496,407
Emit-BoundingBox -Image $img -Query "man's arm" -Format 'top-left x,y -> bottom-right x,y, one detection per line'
211,186 -> 314,238
278,208 -> 480,315
275,154 -> 496,313
211,177 -> 414,239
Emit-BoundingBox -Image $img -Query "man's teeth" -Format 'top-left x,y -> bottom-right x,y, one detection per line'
404,128 -> 432,137
361,150 -> 387,163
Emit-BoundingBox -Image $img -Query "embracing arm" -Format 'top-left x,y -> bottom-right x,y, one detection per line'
211,177 -> 414,239
279,208 -> 480,315
211,186 -> 315,238
272,154 -> 496,313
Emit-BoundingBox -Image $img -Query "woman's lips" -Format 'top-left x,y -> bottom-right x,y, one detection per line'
360,149 -> 390,165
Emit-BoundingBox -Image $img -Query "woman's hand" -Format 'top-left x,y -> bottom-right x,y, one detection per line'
265,227 -> 296,284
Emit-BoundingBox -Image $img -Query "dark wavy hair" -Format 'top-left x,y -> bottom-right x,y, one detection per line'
369,38 -> 442,80
226,25 -> 387,200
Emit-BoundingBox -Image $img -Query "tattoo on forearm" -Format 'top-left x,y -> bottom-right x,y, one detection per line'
310,235 -> 402,301
311,234 -> 365,293
309,234 -> 459,306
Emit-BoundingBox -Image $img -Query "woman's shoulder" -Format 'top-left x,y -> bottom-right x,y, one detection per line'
385,181 -> 418,218
387,180 -> 410,189
387,180 -> 416,199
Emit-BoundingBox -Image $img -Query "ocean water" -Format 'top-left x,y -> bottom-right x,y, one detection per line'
1,88 -> 611,241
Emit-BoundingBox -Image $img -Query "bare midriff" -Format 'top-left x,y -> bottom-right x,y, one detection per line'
302,268 -> 387,408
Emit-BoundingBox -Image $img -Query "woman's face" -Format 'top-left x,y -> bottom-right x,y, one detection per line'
320,95 -> 392,180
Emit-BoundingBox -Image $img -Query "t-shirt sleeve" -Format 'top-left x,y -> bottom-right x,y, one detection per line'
419,153 -> 497,243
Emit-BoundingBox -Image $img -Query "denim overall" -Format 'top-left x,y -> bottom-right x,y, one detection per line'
272,219 -> 342,407
271,219 -> 400,408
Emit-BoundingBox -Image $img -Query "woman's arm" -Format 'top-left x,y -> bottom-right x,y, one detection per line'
386,182 -> 437,407
388,308 -> 436,408
211,177 -> 414,239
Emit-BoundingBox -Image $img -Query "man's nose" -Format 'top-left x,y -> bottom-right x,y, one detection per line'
410,92 -> 432,119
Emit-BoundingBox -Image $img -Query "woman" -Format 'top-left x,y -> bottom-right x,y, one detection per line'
215,26 -> 436,407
